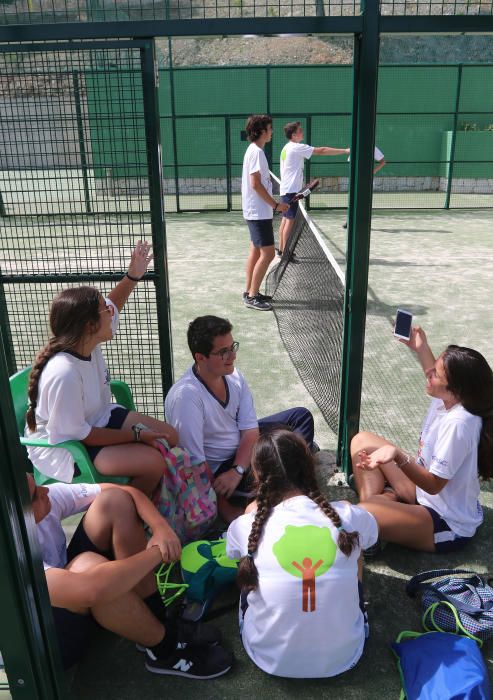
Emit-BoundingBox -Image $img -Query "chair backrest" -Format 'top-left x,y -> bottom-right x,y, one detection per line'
9,366 -> 31,435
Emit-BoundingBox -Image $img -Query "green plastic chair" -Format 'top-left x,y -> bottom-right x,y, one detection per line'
10,366 -> 136,486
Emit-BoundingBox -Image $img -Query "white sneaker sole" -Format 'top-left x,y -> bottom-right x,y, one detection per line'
145,661 -> 232,679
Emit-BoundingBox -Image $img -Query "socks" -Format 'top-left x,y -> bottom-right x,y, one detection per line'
144,591 -> 167,624
147,624 -> 178,659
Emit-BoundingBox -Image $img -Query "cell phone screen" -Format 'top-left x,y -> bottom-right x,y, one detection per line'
394,309 -> 413,340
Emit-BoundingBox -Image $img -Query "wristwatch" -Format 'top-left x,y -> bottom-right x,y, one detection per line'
233,465 -> 247,476
131,424 -> 143,442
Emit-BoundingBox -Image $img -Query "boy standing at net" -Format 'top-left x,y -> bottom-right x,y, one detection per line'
279,122 -> 349,256
241,114 -> 289,312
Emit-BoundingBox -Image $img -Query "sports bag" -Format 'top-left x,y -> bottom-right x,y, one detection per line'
392,630 -> 491,700
406,568 -> 493,645
156,538 -> 239,621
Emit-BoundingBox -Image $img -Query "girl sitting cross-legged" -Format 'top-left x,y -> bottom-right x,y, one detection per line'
352,326 -> 493,553
226,430 -> 378,678
26,242 -> 178,496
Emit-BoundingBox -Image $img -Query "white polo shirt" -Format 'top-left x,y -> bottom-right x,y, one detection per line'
416,398 -> 483,537
26,299 -> 119,482
165,366 -> 258,472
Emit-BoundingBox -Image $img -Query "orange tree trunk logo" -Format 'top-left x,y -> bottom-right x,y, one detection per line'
272,525 -> 336,612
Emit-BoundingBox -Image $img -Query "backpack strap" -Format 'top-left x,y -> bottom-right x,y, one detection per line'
423,600 -> 483,646
406,569 -> 481,597
427,584 -> 493,616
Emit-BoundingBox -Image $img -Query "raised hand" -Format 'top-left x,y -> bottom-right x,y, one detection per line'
127,240 -> 153,281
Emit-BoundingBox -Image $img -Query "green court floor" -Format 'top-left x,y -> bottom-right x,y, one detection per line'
66,206 -> 493,699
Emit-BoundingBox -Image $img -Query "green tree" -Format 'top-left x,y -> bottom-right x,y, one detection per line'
272,525 -> 336,578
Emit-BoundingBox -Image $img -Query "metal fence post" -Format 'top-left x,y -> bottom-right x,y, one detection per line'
140,40 -> 174,396
225,116 -> 232,211
445,63 -> 463,210
0,340 -> 68,699
72,68 -> 92,214
338,0 -> 380,473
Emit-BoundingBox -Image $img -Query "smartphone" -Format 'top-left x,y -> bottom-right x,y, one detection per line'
394,309 -> 413,341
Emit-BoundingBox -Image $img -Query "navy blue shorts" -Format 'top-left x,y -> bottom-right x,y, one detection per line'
422,505 -> 474,554
52,519 -> 112,669
281,193 -> 299,220
85,405 -> 130,462
246,219 -> 274,248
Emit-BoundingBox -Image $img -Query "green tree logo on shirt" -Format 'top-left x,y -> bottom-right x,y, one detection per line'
272,525 -> 336,612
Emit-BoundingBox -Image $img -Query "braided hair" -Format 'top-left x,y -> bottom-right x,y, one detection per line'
237,430 -> 359,591
26,286 -> 101,432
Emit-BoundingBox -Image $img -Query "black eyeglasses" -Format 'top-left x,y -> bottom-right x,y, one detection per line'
209,341 -> 239,359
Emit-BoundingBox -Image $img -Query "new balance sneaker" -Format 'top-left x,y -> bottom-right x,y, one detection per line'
244,294 -> 272,311
145,642 -> 233,680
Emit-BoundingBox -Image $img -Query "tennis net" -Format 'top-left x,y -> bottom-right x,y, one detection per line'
265,176 -> 345,434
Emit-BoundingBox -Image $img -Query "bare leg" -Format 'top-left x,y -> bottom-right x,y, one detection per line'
94,443 -> 164,497
279,217 -> 295,253
82,488 -> 157,598
249,245 -> 275,297
350,431 -> 416,503
246,243 -> 260,295
122,411 -> 178,447
359,497 -> 435,552
67,552 -> 165,647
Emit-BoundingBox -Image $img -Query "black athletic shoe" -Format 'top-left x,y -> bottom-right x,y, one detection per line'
276,248 -> 283,257
342,222 -> 348,229
244,294 -> 272,311
242,291 -> 248,301
145,642 -> 233,679
257,292 -> 273,302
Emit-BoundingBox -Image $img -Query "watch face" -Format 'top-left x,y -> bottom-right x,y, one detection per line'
235,465 -> 245,475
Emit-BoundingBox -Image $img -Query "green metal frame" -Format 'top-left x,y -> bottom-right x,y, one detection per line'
1,4 -> 493,694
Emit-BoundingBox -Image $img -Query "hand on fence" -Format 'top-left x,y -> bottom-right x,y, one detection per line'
127,240 -> 153,280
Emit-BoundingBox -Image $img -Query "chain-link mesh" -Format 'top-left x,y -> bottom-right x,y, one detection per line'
0,42 -> 167,418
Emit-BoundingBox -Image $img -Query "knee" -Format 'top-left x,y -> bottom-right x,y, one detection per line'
94,488 -> 136,520
350,431 -> 374,456
261,247 -> 275,263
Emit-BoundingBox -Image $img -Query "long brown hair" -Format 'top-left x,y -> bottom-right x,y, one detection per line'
26,286 -> 101,431
443,344 -> 493,479
237,430 -> 359,592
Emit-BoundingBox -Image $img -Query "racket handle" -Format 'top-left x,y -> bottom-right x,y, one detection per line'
291,178 -> 320,202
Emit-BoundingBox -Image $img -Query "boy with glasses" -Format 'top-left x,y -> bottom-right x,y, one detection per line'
165,315 -> 315,521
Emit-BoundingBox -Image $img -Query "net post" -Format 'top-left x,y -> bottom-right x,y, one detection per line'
140,39 -> 174,396
338,0 -> 380,475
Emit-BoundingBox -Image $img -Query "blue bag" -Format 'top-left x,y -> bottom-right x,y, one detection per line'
392,630 -> 491,700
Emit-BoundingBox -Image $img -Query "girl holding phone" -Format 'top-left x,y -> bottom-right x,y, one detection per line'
352,326 -> 493,553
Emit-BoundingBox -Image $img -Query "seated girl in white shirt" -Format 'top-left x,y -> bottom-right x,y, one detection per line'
226,430 -> 378,678
25,242 -> 177,496
352,326 -> 493,553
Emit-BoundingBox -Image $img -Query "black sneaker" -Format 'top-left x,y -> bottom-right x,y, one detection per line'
145,642 -> 233,679
342,222 -> 348,229
276,248 -> 283,257
244,294 -> 272,311
257,292 -> 273,302
242,291 -> 248,301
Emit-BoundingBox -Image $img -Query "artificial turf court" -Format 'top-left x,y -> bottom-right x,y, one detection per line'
2,205 -> 493,698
